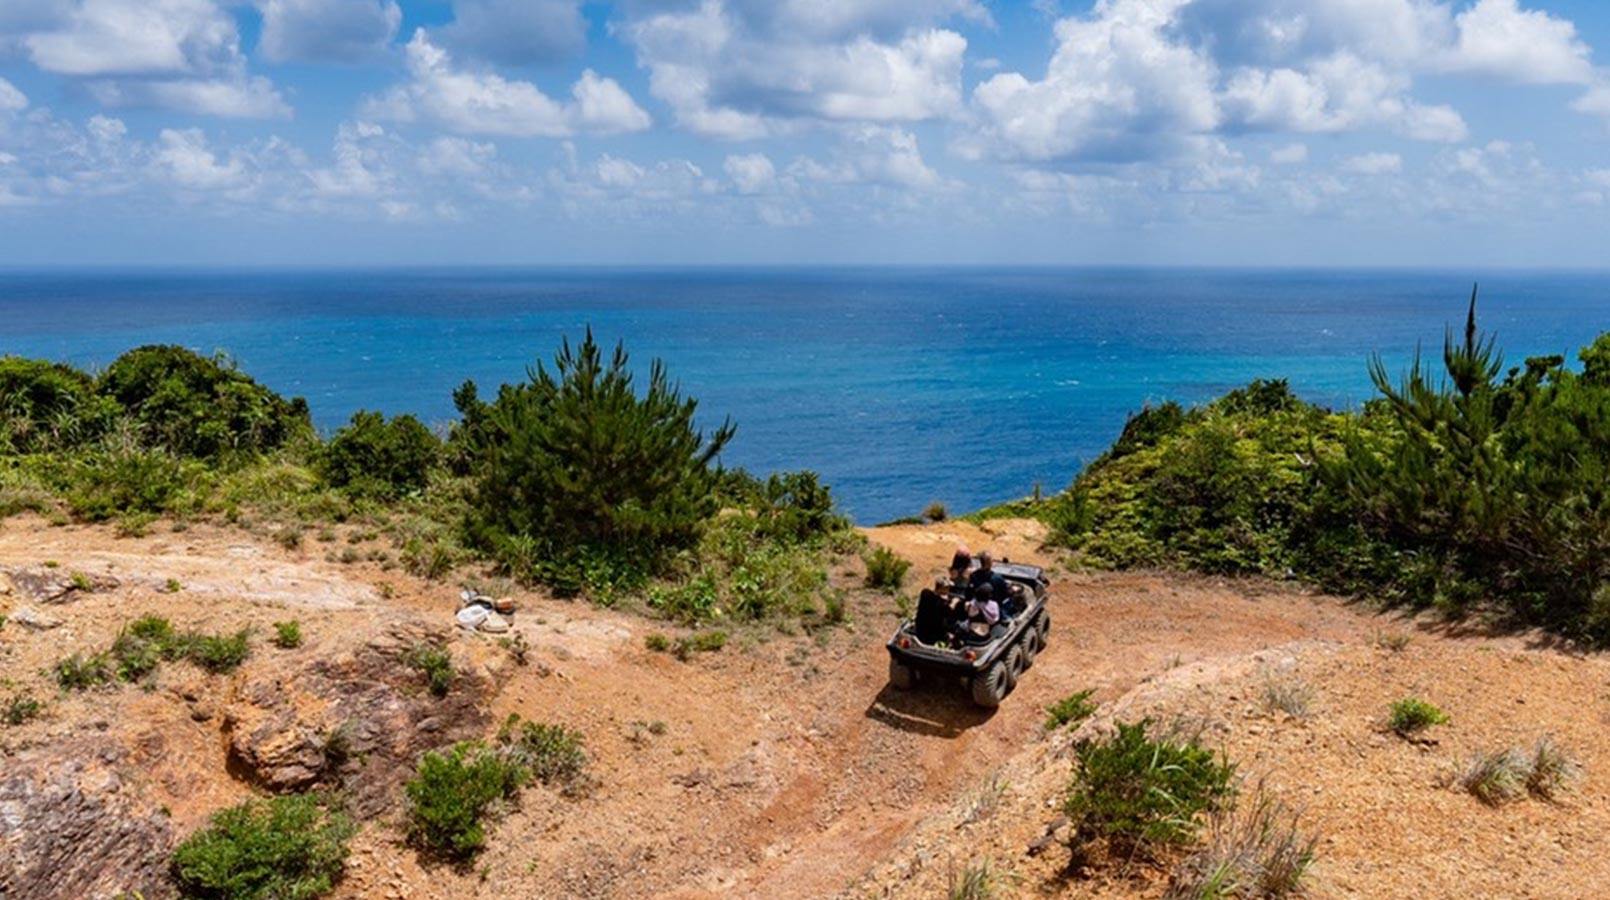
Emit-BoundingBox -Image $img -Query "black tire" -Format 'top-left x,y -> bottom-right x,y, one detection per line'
1004,644 -> 1025,691
1037,611 -> 1051,649
1021,622 -> 1040,667
971,662 -> 1008,708
889,657 -> 916,690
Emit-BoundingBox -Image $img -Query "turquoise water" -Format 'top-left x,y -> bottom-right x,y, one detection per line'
4,267 -> 1607,522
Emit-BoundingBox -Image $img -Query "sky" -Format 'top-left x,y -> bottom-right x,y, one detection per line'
3,0 -> 1610,267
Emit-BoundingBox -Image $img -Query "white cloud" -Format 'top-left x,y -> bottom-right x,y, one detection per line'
1573,84 -> 1610,119
724,152 -> 776,194
89,75 -> 292,119
255,0 -> 401,64
1440,0 -> 1593,85
363,30 -> 650,138
0,78 -> 26,112
1269,142 -> 1307,164
1341,151 -> 1403,175
621,0 -> 970,138
440,0 -> 587,65
152,128 -> 246,190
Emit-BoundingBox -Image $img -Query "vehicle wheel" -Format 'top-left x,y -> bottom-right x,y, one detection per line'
889,657 -> 916,690
1037,611 -> 1051,649
1004,644 -> 1025,691
1021,623 -> 1040,667
971,662 -> 1009,708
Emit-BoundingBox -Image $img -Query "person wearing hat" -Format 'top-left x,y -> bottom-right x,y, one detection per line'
961,582 -> 1000,643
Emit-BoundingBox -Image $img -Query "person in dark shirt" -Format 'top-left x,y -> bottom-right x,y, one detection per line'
968,551 -> 1014,617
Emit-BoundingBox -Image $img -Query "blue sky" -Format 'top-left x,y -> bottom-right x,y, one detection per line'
3,0 -> 1610,266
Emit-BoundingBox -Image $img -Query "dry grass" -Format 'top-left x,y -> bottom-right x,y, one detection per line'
1164,786 -> 1317,900
947,859 -> 1000,900
1459,748 -> 1529,806
1260,672 -> 1314,719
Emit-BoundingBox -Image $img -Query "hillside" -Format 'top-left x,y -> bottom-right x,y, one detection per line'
3,514 -> 1606,899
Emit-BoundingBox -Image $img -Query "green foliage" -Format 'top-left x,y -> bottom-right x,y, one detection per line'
97,345 -> 310,459
672,630 -> 728,660
922,501 -> 948,522
947,859 -> 999,900
58,444 -> 196,521
170,794 -> 355,900
407,643 -> 454,697
461,331 -> 735,587
1459,748 -> 1528,806
54,652 -> 113,690
1163,789 -> 1317,900
863,545 -> 911,593
188,630 -> 252,673
3,691 -> 43,726
1044,689 -> 1098,731
496,715 -> 589,792
1065,721 -> 1235,853
404,742 -> 528,862
1388,698 -> 1448,735
272,621 -> 303,649
0,356 -> 114,453
321,411 -> 441,500
643,633 -> 671,652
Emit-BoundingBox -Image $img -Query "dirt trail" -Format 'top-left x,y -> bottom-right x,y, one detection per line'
4,516 -> 1608,900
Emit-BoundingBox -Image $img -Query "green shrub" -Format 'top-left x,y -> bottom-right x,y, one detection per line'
188,630 -> 252,673
864,546 -> 910,593
170,794 -> 355,900
460,331 -> 735,587
59,445 -> 192,520
923,501 -> 948,522
673,630 -> 727,661
3,692 -> 42,726
1388,698 -> 1448,735
0,356 -> 116,454
497,716 -> 588,792
404,742 -> 527,862
54,652 -> 113,690
644,633 -> 671,652
1045,689 -> 1098,731
407,643 -> 454,697
272,621 -> 303,649
97,345 -> 310,459
321,411 -> 441,500
1065,721 -> 1235,852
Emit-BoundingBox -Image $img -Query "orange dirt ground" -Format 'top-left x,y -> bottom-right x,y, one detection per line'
2,513 -> 1607,900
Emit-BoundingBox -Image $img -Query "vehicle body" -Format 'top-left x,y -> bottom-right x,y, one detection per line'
885,559 -> 1051,708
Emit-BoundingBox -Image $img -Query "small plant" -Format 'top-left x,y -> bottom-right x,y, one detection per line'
407,642 -> 455,697
1373,631 -> 1413,652
864,545 -> 911,593
42,560 -> 59,568
164,577 -> 182,593
947,859 -> 998,900
275,524 -> 305,550
188,630 -> 252,673
69,570 -> 94,592
1260,673 -> 1314,719
1388,697 -> 1448,736
1459,748 -> 1529,806
54,652 -> 113,690
498,716 -> 589,793
404,742 -> 527,862
672,630 -> 727,661
1065,720 -> 1235,853
644,633 -> 671,653
3,692 -> 43,726
1045,689 -> 1098,731
961,773 -> 1007,826
497,631 -> 530,666
1164,787 -> 1317,900
272,621 -> 304,649
1526,736 -> 1580,801
170,794 -> 355,900
923,501 -> 948,522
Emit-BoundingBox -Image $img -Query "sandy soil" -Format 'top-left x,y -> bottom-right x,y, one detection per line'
2,513 -> 1607,900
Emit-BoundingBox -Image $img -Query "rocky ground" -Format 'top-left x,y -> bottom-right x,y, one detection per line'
2,514 -> 1607,899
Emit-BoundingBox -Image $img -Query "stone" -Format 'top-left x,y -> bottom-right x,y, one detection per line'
4,568 -> 121,604
8,607 -> 64,630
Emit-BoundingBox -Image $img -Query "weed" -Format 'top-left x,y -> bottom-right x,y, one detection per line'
1526,737 -> 1581,801
1045,689 -> 1098,731
497,631 -> 530,666
923,501 -> 948,522
863,545 -> 911,593
54,652 -> 113,690
1065,720 -> 1236,854
42,560 -> 59,568
644,633 -> 671,653
163,577 -> 182,593
3,692 -> 43,726
272,620 -> 303,649
497,715 -> 589,793
947,859 -> 998,900
962,773 -> 1008,826
407,643 -> 455,697
1373,631 -> 1413,652
170,794 -> 355,900
1388,698 -> 1448,736
1260,673 -> 1314,719
116,511 -> 158,538
316,527 -> 337,543
188,630 -> 251,673
1459,748 -> 1528,806
69,570 -> 94,592
672,630 -> 728,661
1164,787 -> 1317,900
275,524 -> 304,550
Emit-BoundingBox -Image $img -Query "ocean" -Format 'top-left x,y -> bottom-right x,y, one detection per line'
4,267 -> 1608,523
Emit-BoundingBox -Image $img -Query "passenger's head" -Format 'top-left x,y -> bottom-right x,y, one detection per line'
976,583 -> 994,601
933,576 -> 950,593
978,550 -> 994,570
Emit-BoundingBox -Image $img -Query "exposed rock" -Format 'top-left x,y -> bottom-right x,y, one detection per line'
224,622 -> 488,815
7,606 -> 64,630
3,568 -> 121,604
0,740 -> 174,900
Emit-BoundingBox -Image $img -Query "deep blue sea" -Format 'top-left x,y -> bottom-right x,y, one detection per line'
4,267 -> 1608,523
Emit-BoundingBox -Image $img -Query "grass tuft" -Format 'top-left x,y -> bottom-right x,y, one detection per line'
1388,697 -> 1448,736
1044,689 -> 1098,731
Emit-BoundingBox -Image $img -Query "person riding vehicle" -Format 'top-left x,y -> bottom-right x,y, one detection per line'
969,551 -> 1015,617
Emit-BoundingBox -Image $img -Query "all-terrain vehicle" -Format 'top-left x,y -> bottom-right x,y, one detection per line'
885,559 -> 1051,708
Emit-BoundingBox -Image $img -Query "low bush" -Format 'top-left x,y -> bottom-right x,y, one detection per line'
54,652 -> 113,690
1459,748 -> 1529,806
407,643 -> 455,697
1388,698 -> 1448,736
1044,689 -> 1098,731
3,692 -> 42,726
404,742 -> 528,863
1163,788 -> 1317,900
644,633 -> 671,652
673,630 -> 728,661
170,793 -> 355,900
864,545 -> 911,593
923,501 -> 948,523
272,621 -> 303,649
497,716 -> 589,793
188,630 -> 252,673
320,410 -> 441,500
1065,721 -> 1235,854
